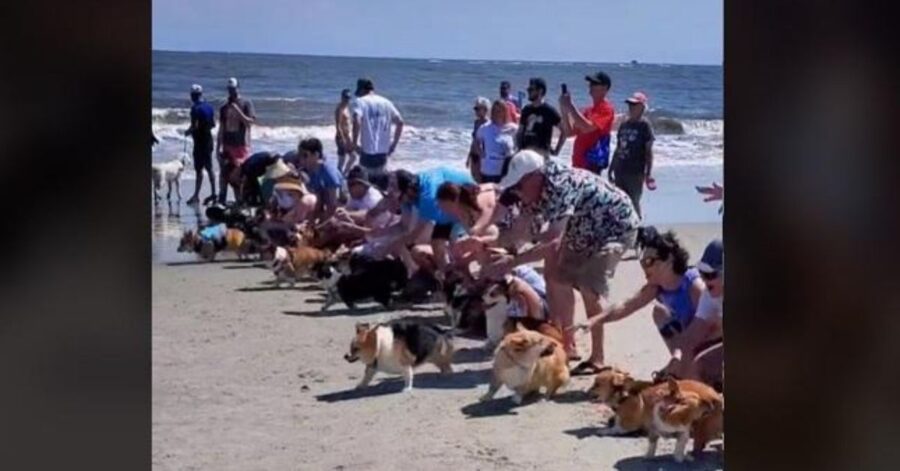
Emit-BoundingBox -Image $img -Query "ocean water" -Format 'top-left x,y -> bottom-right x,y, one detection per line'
152,50 -> 722,227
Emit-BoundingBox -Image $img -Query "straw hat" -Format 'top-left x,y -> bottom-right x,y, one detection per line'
264,159 -> 293,180
274,179 -> 307,194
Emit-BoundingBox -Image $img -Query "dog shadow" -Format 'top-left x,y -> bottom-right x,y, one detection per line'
452,347 -> 492,365
563,425 -> 644,440
222,263 -> 268,270
315,368 -> 490,403
165,259 -> 234,266
613,451 -> 723,471
460,396 -> 522,418
284,304 -> 442,318
548,389 -> 591,404
238,284 -> 322,293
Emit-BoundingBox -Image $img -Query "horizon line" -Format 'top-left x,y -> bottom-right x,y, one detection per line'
152,48 -> 722,67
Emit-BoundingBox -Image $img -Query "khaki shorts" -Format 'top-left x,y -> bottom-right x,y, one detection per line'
556,230 -> 637,297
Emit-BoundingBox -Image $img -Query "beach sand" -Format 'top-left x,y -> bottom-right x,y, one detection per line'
152,222 -> 723,470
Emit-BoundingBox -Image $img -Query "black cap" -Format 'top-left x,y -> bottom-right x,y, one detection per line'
585,71 -> 612,88
527,77 -> 547,94
355,78 -> 374,97
346,165 -> 371,187
340,88 -> 351,99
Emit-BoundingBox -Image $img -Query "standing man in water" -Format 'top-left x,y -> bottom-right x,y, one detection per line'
351,77 -> 404,192
334,88 -> 356,175
216,77 -> 256,204
499,81 -> 520,124
517,78 -> 566,157
184,84 -> 217,205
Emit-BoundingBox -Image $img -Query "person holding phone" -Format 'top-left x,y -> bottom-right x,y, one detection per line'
558,71 -> 616,175
608,91 -> 655,218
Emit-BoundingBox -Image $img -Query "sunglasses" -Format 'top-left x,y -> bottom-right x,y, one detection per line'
639,256 -> 660,268
699,270 -> 719,281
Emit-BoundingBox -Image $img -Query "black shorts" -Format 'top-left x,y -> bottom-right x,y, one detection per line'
658,318 -> 686,339
480,174 -> 502,184
193,140 -> 213,171
431,223 -> 453,241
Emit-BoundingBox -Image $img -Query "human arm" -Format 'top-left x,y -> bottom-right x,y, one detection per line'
481,219 -> 567,278
572,284 -> 657,330
644,122 -> 655,179
696,182 -> 723,202
389,107 -> 404,155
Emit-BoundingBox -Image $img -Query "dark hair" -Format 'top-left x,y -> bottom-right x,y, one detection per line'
393,169 -> 418,195
436,182 -> 481,214
298,138 -> 323,158
500,81 -> 511,88
640,226 -> 690,275
590,71 -> 612,88
528,77 -> 547,96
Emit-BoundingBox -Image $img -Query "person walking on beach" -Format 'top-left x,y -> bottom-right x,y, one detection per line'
467,97 -> 491,182
559,71 -> 616,176
482,150 -> 640,368
184,84 -> 217,205
351,77 -> 404,192
334,88 -> 356,175
216,77 -> 256,204
499,81 -> 520,123
608,91 -> 655,217
516,78 -> 565,157
473,100 -> 517,183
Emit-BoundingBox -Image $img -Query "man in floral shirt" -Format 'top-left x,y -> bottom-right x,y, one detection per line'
483,149 -> 640,374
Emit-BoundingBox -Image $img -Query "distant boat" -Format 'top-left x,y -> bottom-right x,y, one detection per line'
631,60 -> 639,65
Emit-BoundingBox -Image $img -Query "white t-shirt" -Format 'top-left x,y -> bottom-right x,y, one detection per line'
351,94 -> 402,155
695,291 -> 723,322
345,187 -> 393,229
476,122 -> 517,177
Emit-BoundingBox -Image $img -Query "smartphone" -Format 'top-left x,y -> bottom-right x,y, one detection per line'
561,83 -> 568,94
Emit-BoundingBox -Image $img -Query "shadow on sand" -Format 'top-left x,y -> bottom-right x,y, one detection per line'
315,368 -> 491,403
283,304 -> 442,318
237,285 -> 323,293
613,450 -> 723,471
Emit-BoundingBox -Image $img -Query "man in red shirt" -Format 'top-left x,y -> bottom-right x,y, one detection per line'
559,71 -> 615,174
499,80 -> 520,124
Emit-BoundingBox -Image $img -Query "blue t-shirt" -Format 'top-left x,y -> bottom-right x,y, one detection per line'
305,160 -> 345,195
189,101 -> 215,141
656,268 -> 701,325
411,167 -> 475,225
199,223 -> 227,242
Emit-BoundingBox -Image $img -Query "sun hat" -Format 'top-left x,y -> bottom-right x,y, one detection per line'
264,159 -> 293,180
274,179 -> 307,194
697,239 -> 724,274
498,149 -> 545,190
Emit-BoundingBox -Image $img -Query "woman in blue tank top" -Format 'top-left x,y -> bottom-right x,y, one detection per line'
570,227 -> 705,376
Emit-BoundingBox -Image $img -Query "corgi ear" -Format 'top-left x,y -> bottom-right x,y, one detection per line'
539,339 -> 556,357
611,374 -> 625,387
667,377 -> 680,396
355,322 -> 370,333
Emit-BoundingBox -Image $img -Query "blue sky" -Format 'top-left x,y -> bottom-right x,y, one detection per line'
153,0 -> 722,65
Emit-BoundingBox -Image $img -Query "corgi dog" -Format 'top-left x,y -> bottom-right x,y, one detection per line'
479,323 -> 569,404
272,245 -> 333,287
588,368 -> 724,460
313,255 -> 407,311
152,155 -> 187,203
344,321 -> 454,392
645,379 -> 719,462
177,226 -> 250,261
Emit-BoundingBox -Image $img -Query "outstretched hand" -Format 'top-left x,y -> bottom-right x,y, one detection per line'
696,182 -> 723,202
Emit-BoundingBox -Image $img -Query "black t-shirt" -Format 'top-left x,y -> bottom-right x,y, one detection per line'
518,102 -> 561,152
612,118 -> 655,174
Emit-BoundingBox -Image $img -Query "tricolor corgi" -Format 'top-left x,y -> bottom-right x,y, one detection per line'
343,321 -> 454,392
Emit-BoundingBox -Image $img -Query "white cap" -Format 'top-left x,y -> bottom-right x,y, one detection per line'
498,149 -> 545,190
473,96 -> 490,109
227,77 -> 239,88
190,84 -> 203,93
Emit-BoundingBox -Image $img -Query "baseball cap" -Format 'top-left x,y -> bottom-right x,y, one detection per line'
227,77 -> 239,89
498,149 -> 545,190
190,84 -> 203,94
697,239 -> 724,274
346,165 -> 372,188
625,91 -> 649,106
355,78 -> 374,96
585,71 -> 612,88
473,96 -> 490,109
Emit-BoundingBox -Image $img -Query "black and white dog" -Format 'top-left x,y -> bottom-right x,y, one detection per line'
313,255 -> 408,311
